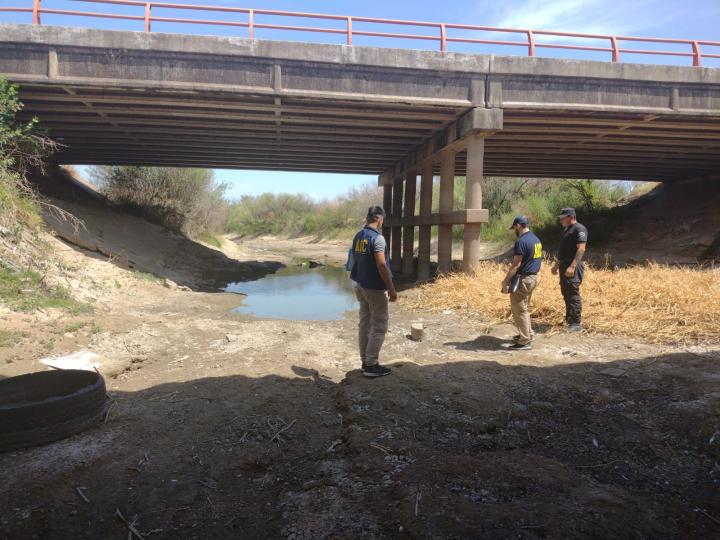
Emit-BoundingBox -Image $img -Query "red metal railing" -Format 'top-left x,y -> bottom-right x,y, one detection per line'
1,0 -> 719,67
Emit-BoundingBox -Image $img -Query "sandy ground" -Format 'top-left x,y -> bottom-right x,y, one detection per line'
1,210 -> 719,538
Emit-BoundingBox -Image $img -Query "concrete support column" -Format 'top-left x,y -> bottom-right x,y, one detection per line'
390,177 -> 403,273
462,133 -> 485,272
382,183 -> 392,248
417,160 -> 434,281
401,171 -> 417,277
437,150 -> 455,274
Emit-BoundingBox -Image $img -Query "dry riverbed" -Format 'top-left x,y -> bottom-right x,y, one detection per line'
1,232 -> 719,539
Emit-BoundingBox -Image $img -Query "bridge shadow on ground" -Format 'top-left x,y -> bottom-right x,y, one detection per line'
1,351 -> 718,539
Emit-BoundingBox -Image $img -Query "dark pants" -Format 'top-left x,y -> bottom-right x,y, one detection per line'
560,265 -> 583,325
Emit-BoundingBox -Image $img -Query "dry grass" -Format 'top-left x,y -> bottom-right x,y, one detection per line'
408,262 -> 720,344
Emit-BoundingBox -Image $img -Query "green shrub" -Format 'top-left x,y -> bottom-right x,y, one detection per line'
225,183 -> 383,239
444,177 -> 632,245
90,166 -> 229,239
0,76 -> 54,235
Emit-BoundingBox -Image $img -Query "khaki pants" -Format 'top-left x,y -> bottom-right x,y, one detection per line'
355,286 -> 389,366
510,274 -> 538,345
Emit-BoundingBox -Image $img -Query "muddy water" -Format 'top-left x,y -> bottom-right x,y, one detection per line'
225,265 -> 358,320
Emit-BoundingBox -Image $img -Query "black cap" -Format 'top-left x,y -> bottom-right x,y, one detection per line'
509,215 -> 529,229
367,206 -> 386,219
558,207 -> 576,218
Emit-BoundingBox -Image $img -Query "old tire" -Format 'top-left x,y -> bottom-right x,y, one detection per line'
0,370 -> 107,453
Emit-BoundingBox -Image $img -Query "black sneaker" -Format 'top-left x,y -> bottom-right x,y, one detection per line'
513,334 -> 535,343
362,364 -> 392,378
508,343 -> 532,351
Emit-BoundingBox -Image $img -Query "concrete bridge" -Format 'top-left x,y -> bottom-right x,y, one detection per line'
1,24 -> 720,278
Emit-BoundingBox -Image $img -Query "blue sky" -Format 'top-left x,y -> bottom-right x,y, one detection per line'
5,0 -> 720,199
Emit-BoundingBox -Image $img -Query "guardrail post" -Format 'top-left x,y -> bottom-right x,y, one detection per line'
610,36 -> 620,62
32,0 -> 41,25
527,30 -> 536,57
144,2 -> 151,32
692,41 -> 701,67
248,9 -> 254,39
346,17 -> 353,45
440,24 -> 447,52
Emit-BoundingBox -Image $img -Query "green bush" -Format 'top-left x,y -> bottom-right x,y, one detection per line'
225,176 -> 632,245
445,177 -> 633,245
225,183 -> 383,239
0,76 -> 54,235
90,166 -> 229,239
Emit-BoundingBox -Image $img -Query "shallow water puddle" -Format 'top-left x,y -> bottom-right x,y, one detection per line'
225,265 -> 358,320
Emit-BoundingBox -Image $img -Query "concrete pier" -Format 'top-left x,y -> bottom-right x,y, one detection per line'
401,171 -> 417,277
417,161 -> 433,281
462,134 -> 485,272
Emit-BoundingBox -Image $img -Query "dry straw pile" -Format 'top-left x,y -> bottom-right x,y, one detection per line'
409,262 -> 720,344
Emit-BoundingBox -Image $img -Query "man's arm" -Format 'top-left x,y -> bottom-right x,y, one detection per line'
374,251 -> 398,301
502,255 -> 523,290
564,242 -> 586,277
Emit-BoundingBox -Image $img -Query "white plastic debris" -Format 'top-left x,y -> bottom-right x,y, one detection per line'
41,350 -> 101,371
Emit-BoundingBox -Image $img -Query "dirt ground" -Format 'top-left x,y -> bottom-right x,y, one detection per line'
1,204 -> 719,539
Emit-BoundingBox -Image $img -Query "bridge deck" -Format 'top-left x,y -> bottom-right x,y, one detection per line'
1,24 -> 719,181
1,23 -> 719,274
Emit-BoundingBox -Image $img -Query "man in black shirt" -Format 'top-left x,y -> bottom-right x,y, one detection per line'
552,208 -> 588,332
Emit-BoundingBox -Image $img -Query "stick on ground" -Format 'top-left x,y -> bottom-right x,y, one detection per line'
270,419 -> 296,443
116,508 -> 146,540
75,487 -> 90,504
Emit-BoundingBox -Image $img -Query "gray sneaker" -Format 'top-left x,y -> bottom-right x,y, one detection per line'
567,324 -> 583,333
362,364 -> 392,378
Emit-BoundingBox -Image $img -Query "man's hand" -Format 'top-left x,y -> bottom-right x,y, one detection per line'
501,279 -> 509,293
551,263 -> 559,275
564,266 -> 576,278
388,290 -> 398,302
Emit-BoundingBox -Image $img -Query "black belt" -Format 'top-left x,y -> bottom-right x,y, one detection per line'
519,272 -> 537,276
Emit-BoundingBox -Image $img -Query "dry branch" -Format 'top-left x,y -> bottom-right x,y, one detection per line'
116,509 -> 146,540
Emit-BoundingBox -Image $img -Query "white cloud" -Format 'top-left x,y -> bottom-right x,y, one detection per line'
490,0 -> 675,35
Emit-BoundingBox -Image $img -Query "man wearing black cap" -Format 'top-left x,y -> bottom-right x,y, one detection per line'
502,215 -> 543,350
349,206 -> 397,377
552,208 -> 588,332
